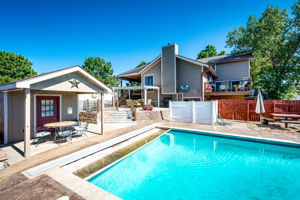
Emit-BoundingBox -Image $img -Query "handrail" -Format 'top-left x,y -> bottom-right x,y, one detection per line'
205,80 -> 252,93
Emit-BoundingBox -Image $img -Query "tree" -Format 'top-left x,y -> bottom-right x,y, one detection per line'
0,51 -> 37,84
135,60 -> 147,68
82,57 -> 118,87
126,61 -> 147,86
197,45 -> 226,59
226,1 -> 300,99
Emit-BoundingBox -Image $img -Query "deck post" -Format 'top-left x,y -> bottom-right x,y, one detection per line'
101,93 -> 104,134
144,88 -> 147,105
128,90 -> 131,99
157,88 -> 160,107
112,88 -> 115,108
116,91 -> 119,111
24,88 -> 31,158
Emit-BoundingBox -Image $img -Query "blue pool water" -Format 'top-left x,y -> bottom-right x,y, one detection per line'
88,130 -> 300,200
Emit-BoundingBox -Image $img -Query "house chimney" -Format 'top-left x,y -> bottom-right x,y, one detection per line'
161,43 -> 178,94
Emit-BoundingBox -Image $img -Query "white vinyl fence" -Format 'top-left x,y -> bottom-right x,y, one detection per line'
169,101 -> 218,125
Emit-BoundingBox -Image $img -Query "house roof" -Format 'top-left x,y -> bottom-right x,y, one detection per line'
197,53 -> 253,64
0,65 -> 112,92
116,55 -> 161,78
117,54 -> 211,79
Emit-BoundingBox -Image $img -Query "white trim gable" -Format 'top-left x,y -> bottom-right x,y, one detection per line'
139,56 -> 161,74
0,66 -> 112,93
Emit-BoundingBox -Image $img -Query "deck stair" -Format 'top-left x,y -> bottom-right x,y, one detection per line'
104,109 -> 134,123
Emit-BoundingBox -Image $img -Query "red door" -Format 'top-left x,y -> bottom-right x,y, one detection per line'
36,96 -> 60,129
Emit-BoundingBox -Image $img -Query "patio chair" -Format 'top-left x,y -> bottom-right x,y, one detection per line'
147,99 -> 152,105
133,100 -> 142,107
72,122 -> 89,137
32,128 -> 52,146
56,127 -> 73,144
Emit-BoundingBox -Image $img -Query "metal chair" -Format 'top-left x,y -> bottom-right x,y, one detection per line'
32,128 -> 52,146
72,122 -> 88,137
56,127 -> 73,144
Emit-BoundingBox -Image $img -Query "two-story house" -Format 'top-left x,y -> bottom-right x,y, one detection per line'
115,43 -> 253,107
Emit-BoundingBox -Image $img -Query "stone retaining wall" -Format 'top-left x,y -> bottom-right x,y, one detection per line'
135,110 -> 170,121
79,112 -> 98,124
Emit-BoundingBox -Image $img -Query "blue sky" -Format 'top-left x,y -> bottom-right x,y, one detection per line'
0,0 -> 295,75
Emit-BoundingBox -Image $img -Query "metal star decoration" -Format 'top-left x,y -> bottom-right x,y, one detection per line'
69,79 -> 80,88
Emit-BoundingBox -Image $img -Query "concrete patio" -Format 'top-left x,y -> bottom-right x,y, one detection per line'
1,122 -> 137,165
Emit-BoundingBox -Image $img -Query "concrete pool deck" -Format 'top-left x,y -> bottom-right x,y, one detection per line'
161,121 -> 300,144
0,120 -> 299,200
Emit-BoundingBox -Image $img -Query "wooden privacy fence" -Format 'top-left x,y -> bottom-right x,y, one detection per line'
218,100 -> 300,121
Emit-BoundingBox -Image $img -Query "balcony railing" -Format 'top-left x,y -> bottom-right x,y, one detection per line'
205,80 -> 252,93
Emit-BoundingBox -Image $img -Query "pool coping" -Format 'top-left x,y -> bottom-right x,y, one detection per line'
46,167 -> 121,200
157,125 -> 300,147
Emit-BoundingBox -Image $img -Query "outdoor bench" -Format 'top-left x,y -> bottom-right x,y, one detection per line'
281,120 -> 300,128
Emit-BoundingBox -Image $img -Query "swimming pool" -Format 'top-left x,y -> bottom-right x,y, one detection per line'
88,129 -> 300,200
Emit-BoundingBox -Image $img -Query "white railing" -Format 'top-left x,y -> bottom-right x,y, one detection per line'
169,101 -> 218,125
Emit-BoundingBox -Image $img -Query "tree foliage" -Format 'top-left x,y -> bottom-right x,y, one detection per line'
226,1 -> 300,99
0,51 -> 37,84
135,60 -> 147,68
82,56 -> 118,87
197,45 -> 226,59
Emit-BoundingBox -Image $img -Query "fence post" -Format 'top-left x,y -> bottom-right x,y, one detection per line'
247,101 -> 250,121
192,101 -> 196,123
211,101 -> 218,125
169,100 -> 172,121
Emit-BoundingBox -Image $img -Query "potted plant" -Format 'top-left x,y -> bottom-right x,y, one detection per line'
232,85 -> 237,91
206,87 -> 213,93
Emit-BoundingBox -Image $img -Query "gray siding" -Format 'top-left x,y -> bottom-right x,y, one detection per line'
216,60 -> 250,81
6,90 -> 78,143
176,59 -> 203,98
141,61 -> 161,87
141,61 -> 161,106
8,91 -> 25,142
161,44 -> 177,94
61,92 -> 78,121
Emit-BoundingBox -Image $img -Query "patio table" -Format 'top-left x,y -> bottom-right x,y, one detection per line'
270,113 -> 300,128
44,121 -> 77,128
44,121 -> 77,142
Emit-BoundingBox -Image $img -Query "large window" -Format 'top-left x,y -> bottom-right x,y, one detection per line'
145,75 -> 153,86
41,100 -> 54,117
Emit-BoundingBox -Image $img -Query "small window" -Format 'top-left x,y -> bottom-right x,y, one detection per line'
145,75 -> 153,86
41,99 -> 54,117
212,64 -> 217,72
